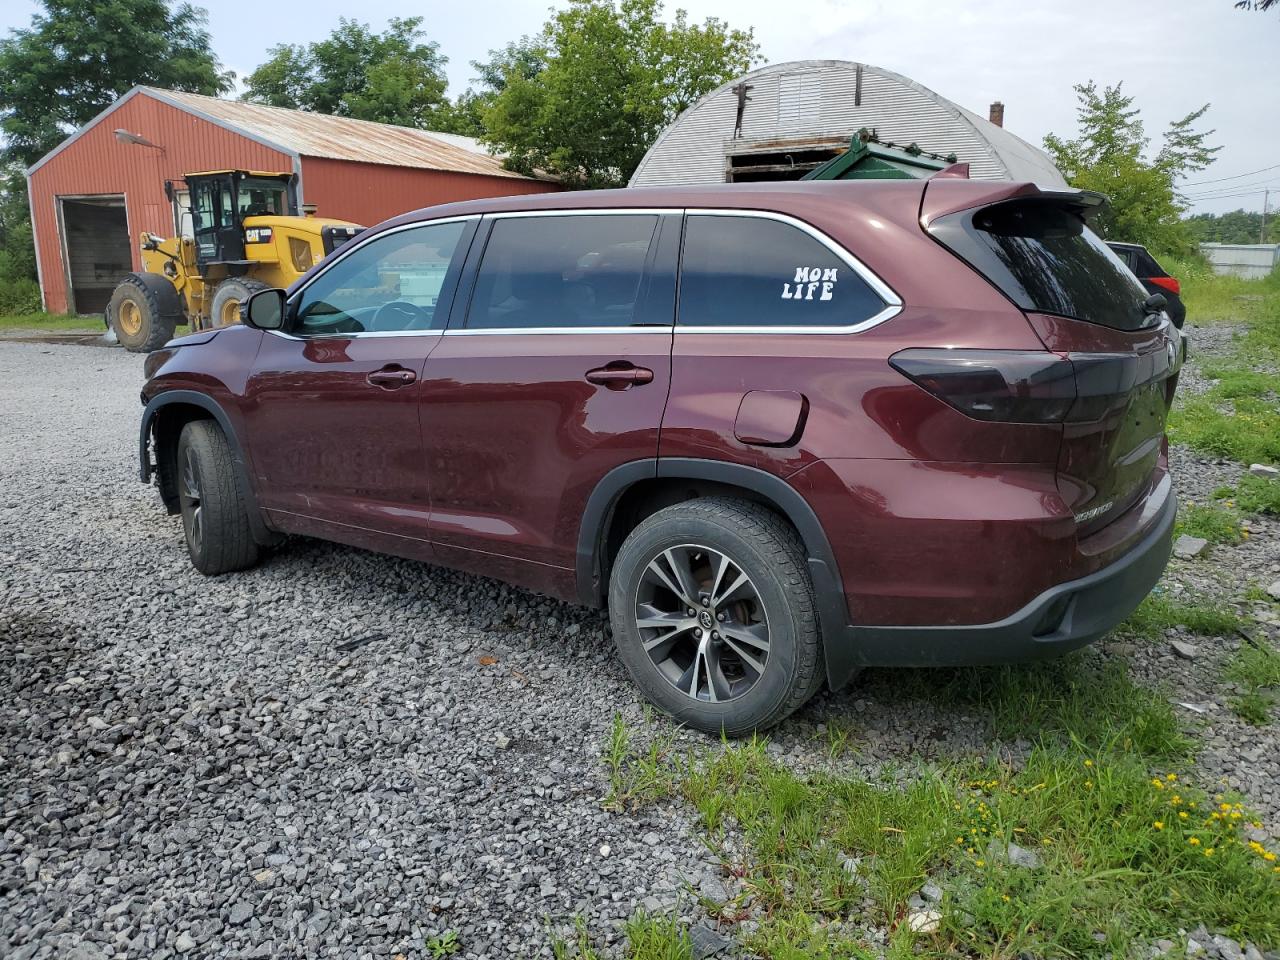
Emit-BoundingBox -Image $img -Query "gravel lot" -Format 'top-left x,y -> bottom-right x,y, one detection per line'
1,332 -> 1277,959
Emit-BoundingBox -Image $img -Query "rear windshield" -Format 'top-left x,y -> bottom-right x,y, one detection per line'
930,199 -> 1152,331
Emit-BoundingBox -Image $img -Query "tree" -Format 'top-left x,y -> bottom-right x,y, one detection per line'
479,0 -> 759,188
1185,209 -> 1280,245
0,0 -> 232,169
242,18 -> 451,130
0,0 -> 231,303
1044,82 -> 1220,255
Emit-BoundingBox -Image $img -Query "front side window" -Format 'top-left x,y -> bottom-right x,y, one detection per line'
678,214 -> 887,328
466,214 -> 659,330
293,220 -> 469,335
238,178 -> 290,218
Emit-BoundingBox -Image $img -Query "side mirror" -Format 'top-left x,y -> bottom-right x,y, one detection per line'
242,288 -> 286,330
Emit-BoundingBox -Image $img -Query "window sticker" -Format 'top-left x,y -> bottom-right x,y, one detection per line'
781,266 -> 838,301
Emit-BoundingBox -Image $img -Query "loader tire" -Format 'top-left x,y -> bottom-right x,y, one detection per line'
210,277 -> 271,328
108,274 -> 182,353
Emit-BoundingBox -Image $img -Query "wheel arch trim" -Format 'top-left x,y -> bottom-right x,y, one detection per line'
576,457 -> 851,688
140,389 -> 278,545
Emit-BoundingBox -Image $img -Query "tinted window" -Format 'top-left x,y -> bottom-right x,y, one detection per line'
294,220 -> 469,335
467,215 -> 659,329
678,215 -> 886,328
1134,247 -> 1168,278
932,201 -> 1151,331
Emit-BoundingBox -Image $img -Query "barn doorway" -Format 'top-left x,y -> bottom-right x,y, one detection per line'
58,196 -> 131,314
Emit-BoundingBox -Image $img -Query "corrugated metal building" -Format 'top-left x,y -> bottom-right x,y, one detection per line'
1200,243 -> 1280,280
630,60 -> 1066,189
26,86 -> 560,314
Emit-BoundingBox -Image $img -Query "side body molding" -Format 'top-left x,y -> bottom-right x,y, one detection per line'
576,457 -> 853,689
139,389 -> 278,546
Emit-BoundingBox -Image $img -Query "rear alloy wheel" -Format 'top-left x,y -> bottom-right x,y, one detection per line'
609,497 -> 824,735
176,420 -> 259,575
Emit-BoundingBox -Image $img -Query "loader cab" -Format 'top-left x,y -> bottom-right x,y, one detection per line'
183,171 -> 299,271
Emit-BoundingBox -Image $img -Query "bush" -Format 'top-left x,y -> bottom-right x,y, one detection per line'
0,276 -> 40,314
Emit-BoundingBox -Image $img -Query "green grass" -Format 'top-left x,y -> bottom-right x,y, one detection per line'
1234,474 -> 1280,516
1224,641 -> 1280,726
551,914 -> 693,960
0,311 -> 103,331
1115,592 -> 1243,642
1175,502 -> 1244,544
1167,267 -> 1280,467
590,653 -> 1280,957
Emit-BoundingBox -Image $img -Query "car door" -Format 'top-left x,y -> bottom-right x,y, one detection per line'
242,216 -> 478,549
420,210 -> 679,595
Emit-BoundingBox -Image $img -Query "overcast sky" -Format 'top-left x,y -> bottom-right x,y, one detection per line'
5,0 -> 1277,214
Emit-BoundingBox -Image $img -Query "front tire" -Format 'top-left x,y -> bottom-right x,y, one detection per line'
177,420 -> 259,575
608,497 -> 824,736
210,277 -> 270,328
108,277 -> 179,353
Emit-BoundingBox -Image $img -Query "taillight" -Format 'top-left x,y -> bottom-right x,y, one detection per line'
889,348 -> 1170,424
890,349 -> 1076,423
1148,275 -> 1180,296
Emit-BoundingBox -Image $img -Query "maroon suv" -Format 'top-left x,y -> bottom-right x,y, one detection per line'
139,178 -> 1182,734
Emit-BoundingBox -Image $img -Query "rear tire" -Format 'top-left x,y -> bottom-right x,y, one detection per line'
608,497 -> 824,736
210,277 -> 270,328
177,420 -> 259,575
108,277 -> 179,353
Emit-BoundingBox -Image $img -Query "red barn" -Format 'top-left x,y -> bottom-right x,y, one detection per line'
25,86 -> 561,314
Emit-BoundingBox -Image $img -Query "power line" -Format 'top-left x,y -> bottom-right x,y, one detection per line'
1184,176 -> 1280,200
1179,162 -> 1280,187
1185,189 -> 1272,203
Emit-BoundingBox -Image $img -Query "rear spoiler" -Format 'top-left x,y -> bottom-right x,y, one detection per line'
920,177 -> 1109,225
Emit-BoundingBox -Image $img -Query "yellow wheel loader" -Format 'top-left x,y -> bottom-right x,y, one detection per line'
107,170 -> 363,352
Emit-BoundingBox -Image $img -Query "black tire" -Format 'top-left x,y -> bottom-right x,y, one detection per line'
176,420 -> 259,575
209,277 -> 270,329
108,276 -> 180,353
608,497 -> 824,736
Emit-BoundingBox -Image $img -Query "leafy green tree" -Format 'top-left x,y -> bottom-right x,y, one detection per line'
479,0 -> 759,188
1185,209 -> 1279,244
0,0 -> 231,299
1044,82 -> 1220,255
0,0 -> 232,168
242,18 -> 452,130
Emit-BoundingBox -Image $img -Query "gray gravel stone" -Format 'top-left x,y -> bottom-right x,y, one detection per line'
1174,535 -> 1210,559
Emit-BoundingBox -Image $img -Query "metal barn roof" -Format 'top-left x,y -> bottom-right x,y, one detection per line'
629,60 -> 1067,189
28,85 -> 528,180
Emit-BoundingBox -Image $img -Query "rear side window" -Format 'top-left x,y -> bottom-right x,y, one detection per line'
467,214 -> 659,330
931,200 -> 1151,331
678,214 -> 887,329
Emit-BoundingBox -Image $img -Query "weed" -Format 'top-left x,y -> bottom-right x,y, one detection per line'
603,713 -> 679,812
1175,503 -> 1243,544
550,914 -> 694,960
1117,593 -> 1242,642
425,930 -> 459,958
1236,474 -> 1280,515
1224,641 -> 1280,726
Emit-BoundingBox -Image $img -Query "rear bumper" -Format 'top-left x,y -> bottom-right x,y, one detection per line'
825,480 -> 1175,682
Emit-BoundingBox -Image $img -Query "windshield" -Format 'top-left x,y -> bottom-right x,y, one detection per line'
238,178 -> 290,218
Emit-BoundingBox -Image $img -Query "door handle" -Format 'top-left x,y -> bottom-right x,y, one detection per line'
366,366 -> 417,389
585,364 -> 654,390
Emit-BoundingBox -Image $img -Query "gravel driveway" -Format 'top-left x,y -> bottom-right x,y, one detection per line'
2,334 -> 1277,959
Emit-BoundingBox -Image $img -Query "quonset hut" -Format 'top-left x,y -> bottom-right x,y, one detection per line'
629,60 -> 1066,189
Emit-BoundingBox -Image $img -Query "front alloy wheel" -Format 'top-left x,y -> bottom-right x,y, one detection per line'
179,443 -> 204,554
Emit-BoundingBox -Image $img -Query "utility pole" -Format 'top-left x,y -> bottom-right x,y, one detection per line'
1262,189 -> 1270,244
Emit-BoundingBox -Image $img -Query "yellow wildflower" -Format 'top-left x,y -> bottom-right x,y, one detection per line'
1189,837 -> 1201,846
1153,821 -> 1165,830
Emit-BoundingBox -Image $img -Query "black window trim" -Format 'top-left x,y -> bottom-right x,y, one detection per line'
272,215 -> 481,340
